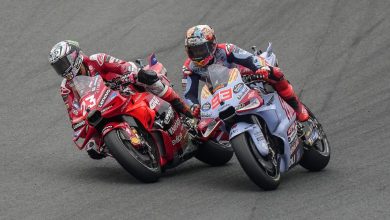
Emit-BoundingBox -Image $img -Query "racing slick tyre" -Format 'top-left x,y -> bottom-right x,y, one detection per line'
104,126 -> 161,183
195,140 -> 234,166
231,132 -> 280,190
299,105 -> 330,171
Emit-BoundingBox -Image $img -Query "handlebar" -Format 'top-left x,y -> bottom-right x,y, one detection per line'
241,74 -> 266,84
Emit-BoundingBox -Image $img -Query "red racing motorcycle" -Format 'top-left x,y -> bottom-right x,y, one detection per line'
70,54 -> 233,182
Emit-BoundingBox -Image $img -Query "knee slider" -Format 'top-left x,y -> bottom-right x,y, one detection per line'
137,69 -> 159,85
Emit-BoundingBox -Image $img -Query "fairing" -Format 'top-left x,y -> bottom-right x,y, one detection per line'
200,63 -> 303,172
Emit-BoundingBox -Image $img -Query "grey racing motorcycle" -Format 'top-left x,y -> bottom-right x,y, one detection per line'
197,44 -> 330,190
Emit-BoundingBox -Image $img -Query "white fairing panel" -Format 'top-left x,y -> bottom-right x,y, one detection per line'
229,122 -> 269,156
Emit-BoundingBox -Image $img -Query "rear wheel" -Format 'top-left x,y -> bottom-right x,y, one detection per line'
231,122 -> 280,190
299,106 -> 330,171
104,125 -> 161,183
195,140 -> 234,166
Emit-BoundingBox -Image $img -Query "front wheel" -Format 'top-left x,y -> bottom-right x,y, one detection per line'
104,126 -> 161,183
299,106 -> 331,171
231,131 -> 280,190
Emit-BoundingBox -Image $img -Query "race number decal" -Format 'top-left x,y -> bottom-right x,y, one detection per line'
220,88 -> 232,100
85,95 -> 96,108
81,95 -> 96,116
211,88 -> 233,109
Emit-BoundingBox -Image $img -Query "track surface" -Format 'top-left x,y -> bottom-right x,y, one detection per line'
1,0 -> 390,219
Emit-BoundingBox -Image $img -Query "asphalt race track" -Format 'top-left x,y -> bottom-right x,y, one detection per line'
1,0 -> 390,219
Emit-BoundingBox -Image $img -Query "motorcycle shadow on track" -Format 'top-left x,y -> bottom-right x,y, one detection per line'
62,162 -> 142,185
217,167 -> 334,192
161,161 -> 235,179
61,159 -> 235,184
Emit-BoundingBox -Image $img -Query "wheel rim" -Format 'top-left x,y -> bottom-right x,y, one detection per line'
306,109 -> 330,157
116,129 -> 160,170
312,121 -> 330,156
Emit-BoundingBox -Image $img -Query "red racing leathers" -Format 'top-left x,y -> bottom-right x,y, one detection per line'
182,43 -> 309,122
60,53 -> 137,119
60,53 -> 191,146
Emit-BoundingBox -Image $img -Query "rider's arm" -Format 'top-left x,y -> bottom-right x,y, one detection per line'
90,53 -> 138,75
223,43 -> 263,72
182,70 -> 200,106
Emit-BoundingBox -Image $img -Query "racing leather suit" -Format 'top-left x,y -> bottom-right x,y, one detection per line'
182,43 -> 308,122
61,53 -> 191,119
60,53 -> 191,158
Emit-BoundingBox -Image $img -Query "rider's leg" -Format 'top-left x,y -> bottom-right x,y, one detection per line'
160,86 -> 193,118
138,69 -> 193,118
268,67 -> 309,122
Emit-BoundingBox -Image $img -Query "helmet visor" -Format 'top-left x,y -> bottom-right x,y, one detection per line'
187,41 -> 214,62
51,56 -> 72,77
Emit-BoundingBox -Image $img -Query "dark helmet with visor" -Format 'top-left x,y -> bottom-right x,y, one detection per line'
49,40 -> 83,80
185,25 -> 217,67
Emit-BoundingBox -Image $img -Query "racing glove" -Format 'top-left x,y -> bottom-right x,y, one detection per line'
255,66 -> 271,80
191,104 -> 201,118
120,72 -> 137,85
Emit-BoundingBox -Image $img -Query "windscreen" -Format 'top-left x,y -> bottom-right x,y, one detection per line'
206,64 -> 232,94
72,75 -> 102,98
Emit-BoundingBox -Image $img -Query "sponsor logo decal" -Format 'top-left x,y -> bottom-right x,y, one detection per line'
200,112 -> 212,118
108,92 -> 117,101
73,121 -> 85,130
168,118 -> 181,135
98,89 -> 111,107
172,133 -> 182,145
233,83 -> 244,93
91,77 -> 100,92
266,95 -> 274,106
202,102 -> 211,111
289,153 -> 297,167
164,107 -> 174,124
101,105 -> 113,113
73,100 -> 80,109
73,129 -> 82,137
149,96 -> 160,109
290,137 -> 299,155
287,122 -> 297,142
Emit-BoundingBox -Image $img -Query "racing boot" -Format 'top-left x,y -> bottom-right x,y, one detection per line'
270,67 -> 309,122
160,86 -> 194,118
137,69 -> 193,118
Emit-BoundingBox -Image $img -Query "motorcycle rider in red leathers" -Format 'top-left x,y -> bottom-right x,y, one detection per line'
182,25 -> 309,122
49,40 -> 192,159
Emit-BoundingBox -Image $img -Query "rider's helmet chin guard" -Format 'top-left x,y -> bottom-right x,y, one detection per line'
185,25 -> 217,67
49,40 -> 84,80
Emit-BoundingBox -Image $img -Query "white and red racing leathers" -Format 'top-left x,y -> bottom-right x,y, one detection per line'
182,43 -> 309,122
